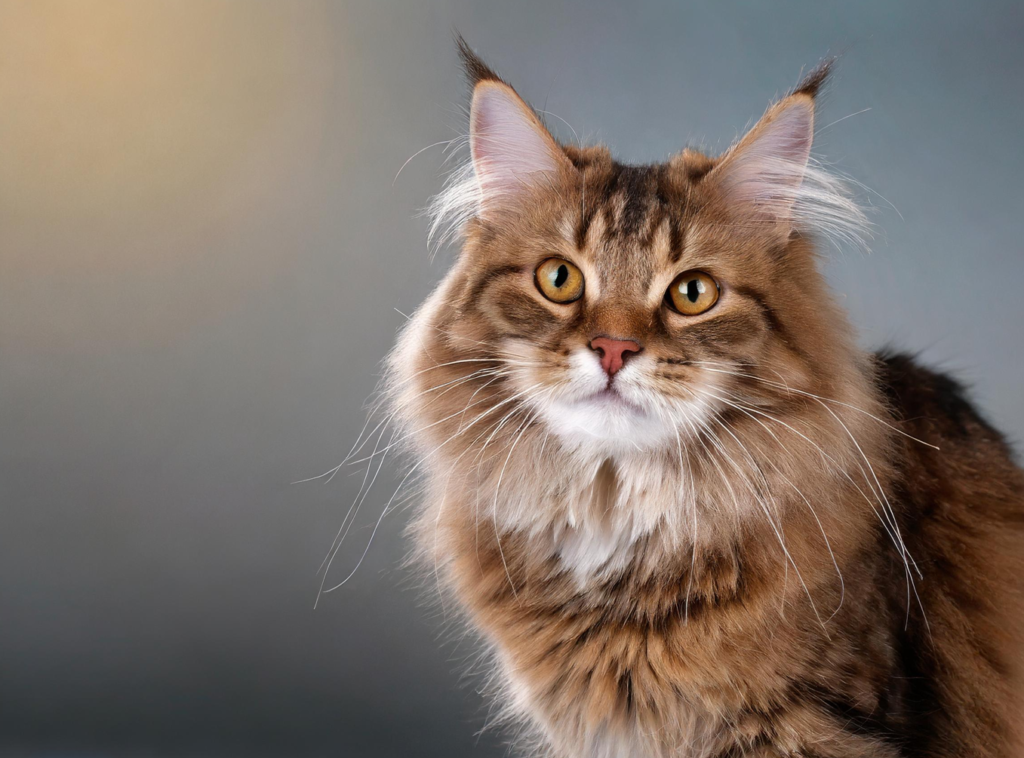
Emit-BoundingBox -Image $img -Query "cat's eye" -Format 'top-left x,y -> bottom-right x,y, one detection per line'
665,270 -> 720,316
535,258 -> 584,303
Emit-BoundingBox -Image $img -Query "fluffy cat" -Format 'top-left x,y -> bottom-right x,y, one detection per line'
384,38 -> 1024,757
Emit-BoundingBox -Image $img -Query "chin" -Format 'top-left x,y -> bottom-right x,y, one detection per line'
538,391 -> 686,456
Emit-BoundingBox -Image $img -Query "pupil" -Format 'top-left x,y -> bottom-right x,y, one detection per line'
686,279 -> 700,302
553,265 -> 569,288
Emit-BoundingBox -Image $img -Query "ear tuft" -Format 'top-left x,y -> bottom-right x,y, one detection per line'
792,58 -> 835,99
454,33 -> 504,88
709,66 -> 868,249
426,39 -> 573,249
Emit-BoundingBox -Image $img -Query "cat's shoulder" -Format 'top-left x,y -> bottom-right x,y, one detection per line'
872,349 -> 1014,451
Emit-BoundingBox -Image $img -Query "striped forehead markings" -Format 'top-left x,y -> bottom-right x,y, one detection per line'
574,163 -> 687,271
614,165 -> 656,239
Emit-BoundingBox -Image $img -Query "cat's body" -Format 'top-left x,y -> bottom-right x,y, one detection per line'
387,41 -> 1024,756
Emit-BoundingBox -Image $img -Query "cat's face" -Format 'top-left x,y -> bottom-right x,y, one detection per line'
456,156 -> 791,456
408,66 -> 863,461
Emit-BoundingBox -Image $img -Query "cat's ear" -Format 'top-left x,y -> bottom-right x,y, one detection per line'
457,37 -> 572,218
709,62 -> 830,238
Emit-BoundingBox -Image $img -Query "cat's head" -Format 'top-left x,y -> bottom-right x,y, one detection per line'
396,40 -> 869,463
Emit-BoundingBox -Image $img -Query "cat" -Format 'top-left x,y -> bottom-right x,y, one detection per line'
383,37 -> 1024,757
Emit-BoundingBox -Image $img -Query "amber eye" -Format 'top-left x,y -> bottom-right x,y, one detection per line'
665,270 -> 720,315
535,258 -> 584,303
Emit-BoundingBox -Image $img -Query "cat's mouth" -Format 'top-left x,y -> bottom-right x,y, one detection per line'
586,387 -> 646,414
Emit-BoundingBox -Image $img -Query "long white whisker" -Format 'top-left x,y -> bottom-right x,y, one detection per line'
710,384 -> 904,553
697,405 -> 824,628
394,139 -> 457,186
700,381 -> 922,629
692,386 -> 845,625
322,457 -> 426,595
316,420 -> 393,576
315,423 -> 396,606
673,425 -> 699,624
685,361 -> 939,450
490,408 -> 541,602
320,382 -> 546,599
815,399 -> 927,631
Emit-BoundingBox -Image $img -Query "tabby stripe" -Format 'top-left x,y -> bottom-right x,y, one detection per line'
575,208 -> 595,250
617,165 -> 654,238
667,216 -> 684,263
729,284 -> 781,333
476,264 -> 523,291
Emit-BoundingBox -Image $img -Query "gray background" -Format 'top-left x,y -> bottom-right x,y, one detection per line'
1,1 -> 1021,756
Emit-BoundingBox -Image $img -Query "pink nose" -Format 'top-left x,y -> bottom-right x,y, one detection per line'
589,337 -> 642,377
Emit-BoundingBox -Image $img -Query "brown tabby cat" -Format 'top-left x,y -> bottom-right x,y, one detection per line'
385,39 -> 1024,757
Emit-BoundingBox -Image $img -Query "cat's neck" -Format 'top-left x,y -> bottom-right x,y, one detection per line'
425,395 -> 889,593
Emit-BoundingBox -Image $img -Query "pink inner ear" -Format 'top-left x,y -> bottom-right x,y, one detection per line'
470,82 -> 564,210
718,101 -> 814,218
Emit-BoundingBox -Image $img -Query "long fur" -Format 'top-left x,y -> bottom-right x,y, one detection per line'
378,43 -> 1024,758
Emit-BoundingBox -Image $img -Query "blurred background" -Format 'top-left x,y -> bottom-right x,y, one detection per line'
1,0 -> 1021,756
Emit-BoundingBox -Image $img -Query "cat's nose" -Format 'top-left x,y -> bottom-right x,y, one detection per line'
589,336 -> 642,377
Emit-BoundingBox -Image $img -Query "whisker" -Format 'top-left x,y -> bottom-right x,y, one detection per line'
322,456 -> 426,595
672,425 -> 699,623
694,402 -> 825,628
694,381 -> 922,628
394,138 -> 458,186
684,361 -> 939,450
315,422 -> 396,606
319,381 -> 546,599
710,384 -> 905,554
690,386 -> 846,624
490,408 -> 542,602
